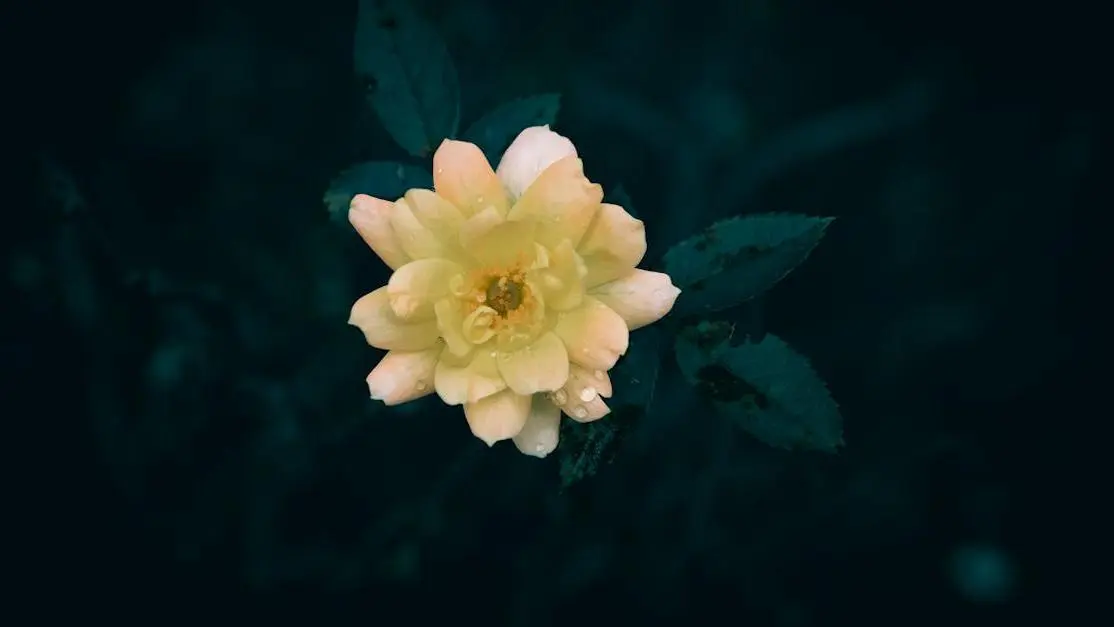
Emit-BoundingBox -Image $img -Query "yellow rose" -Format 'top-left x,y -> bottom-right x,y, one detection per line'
348,125 -> 680,457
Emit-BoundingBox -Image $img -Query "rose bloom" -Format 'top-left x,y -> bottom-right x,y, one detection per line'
348,125 -> 680,457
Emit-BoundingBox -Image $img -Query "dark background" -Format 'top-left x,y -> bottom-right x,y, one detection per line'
14,0 -> 1100,621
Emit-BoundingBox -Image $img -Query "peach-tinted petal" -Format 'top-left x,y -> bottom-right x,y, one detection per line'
534,238 -> 586,312
578,203 -> 647,287
387,258 -> 463,321
349,287 -> 440,351
366,348 -> 440,405
403,189 -> 466,259
496,331 -> 569,395
389,197 -> 451,260
495,125 -> 578,200
434,348 -> 506,405
564,394 -> 610,423
433,139 -> 510,218
459,210 -> 538,267
513,395 -> 562,458
550,364 -> 611,422
349,194 -> 411,270
554,297 -> 629,371
590,270 -> 681,331
463,388 -> 531,446
506,156 -> 602,250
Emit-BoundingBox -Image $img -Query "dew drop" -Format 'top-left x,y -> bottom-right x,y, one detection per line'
579,387 -> 596,402
553,389 -> 568,405
415,381 -> 428,391
573,406 -> 588,419
594,370 -> 605,379
435,167 -> 444,174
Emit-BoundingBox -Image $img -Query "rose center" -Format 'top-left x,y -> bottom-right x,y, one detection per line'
485,276 -> 524,316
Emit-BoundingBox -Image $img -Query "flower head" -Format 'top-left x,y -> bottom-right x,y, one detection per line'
348,125 -> 680,457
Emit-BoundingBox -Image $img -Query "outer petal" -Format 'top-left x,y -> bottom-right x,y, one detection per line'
463,388 -> 532,446
495,125 -> 578,200
434,348 -> 506,405
496,331 -> 570,395
535,238 -> 586,312
578,203 -> 647,287
403,189 -> 466,260
550,364 -> 611,422
366,348 -> 440,405
349,287 -> 440,351
348,194 -> 410,270
387,258 -> 463,321
554,297 -> 630,371
389,197 -> 452,260
433,139 -> 510,218
506,156 -> 602,250
590,270 -> 681,331
513,395 -> 562,458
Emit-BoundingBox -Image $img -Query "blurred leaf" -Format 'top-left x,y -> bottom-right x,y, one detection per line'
675,321 -> 842,452
664,213 -> 832,315
605,183 -> 637,219
354,0 -> 460,157
461,94 -> 561,162
323,161 -> 432,220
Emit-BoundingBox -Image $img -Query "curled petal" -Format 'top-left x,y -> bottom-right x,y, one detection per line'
387,258 -> 463,321
555,297 -> 629,371
434,298 -> 471,357
551,364 -> 611,422
403,189 -> 466,258
578,203 -> 647,287
389,197 -> 452,260
496,331 -> 570,395
535,239 -> 586,312
434,348 -> 506,405
366,348 -> 440,405
463,388 -> 531,446
433,139 -> 509,217
495,125 -> 578,200
507,156 -> 602,250
349,194 -> 410,270
590,270 -> 681,331
349,287 -> 440,351
513,395 -> 562,458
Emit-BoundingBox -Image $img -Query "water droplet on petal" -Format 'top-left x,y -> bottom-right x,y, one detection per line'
553,389 -> 568,405
436,167 -> 444,174
535,442 -> 547,453
415,381 -> 428,391
594,370 -> 605,380
573,406 -> 588,419
579,387 -> 596,402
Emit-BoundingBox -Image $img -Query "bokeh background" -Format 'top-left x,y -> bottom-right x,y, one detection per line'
16,0 -> 1098,621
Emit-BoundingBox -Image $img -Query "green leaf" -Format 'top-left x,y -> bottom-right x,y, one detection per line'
675,321 -> 842,452
323,161 -> 432,220
354,0 -> 460,157
461,94 -> 561,163
663,213 -> 833,315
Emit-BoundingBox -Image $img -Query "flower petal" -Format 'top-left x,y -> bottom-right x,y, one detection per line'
578,203 -> 647,287
513,395 -> 562,458
506,156 -> 602,250
433,139 -> 510,218
495,125 -> 578,200
434,348 -> 506,405
387,258 -> 463,321
403,189 -> 466,258
590,270 -> 681,331
463,388 -> 531,446
349,287 -> 440,351
550,364 -> 611,422
554,297 -> 629,371
459,209 -> 538,267
496,331 -> 569,395
534,238 -> 586,312
389,197 -> 452,260
434,298 -> 471,357
366,348 -> 440,405
349,194 -> 411,270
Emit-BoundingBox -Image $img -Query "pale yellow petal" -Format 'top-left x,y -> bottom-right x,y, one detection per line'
495,125 -> 578,200
554,297 -> 629,371
387,258 -> 463,321
578,202 -> 647,287
512,395 -> 562,458
534,238 -> 586,312
496,331 -> 569,395
403,189 -> 466,259
506,156 -> 602,250
434,348 -> 506,405
590,270 -> 681,331
349,287 -> 440,351
463,388 -> 531,446
389,197 -> 451,260
433,139 -> 510,217
434,298 -> 471,357
348,194 -> 410,270
365,348 -> 439,405
459,209 -> 538,267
